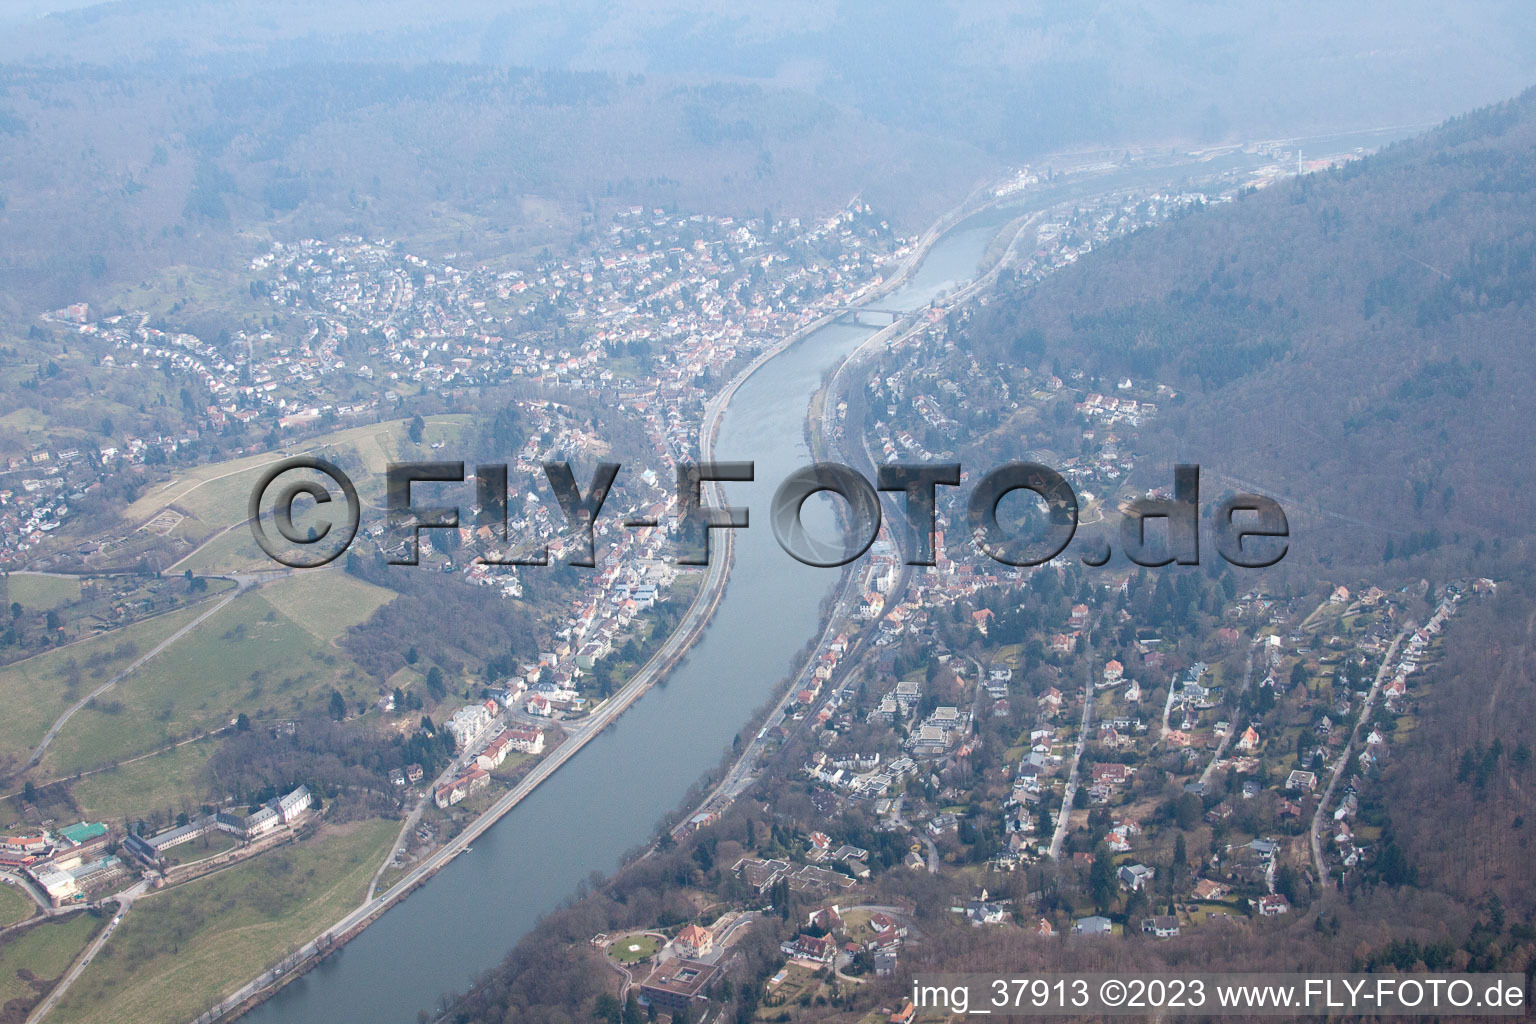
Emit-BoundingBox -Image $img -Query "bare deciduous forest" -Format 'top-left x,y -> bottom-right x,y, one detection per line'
964,89 -> 1536,576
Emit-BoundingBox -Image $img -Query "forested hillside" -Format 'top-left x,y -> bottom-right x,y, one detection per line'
1379,577 -> 1536,915
5,0 -> 1532,160
0,64 -> 985,310
964,88 -> 1536,576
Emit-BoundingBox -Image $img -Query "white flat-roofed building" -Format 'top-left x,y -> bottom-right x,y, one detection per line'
28,865 -> 80,905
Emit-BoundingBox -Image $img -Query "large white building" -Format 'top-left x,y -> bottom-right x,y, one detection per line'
446,702 -> 495,750
276,785 -> 312,823
28,865 -> 80,905
243,806 -> 282,839
505,726 -> 545,754
215,784 -> 313,840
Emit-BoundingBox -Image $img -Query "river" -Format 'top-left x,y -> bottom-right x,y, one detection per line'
237,129 -> 1411,1023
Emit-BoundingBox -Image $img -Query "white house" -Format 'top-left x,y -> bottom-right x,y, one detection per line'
276,785 -> 312,823
447,703 -> 494,749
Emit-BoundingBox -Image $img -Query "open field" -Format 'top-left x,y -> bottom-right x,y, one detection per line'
161,830 -> 243,868
0,602 -> 212,777
257,572 -> 394,645
36,579 -> 383,779
1186,903 -> 1241,925
120,415 -> 475,546
0,408 -> 49,434
123,450 -> 304,543
48,820 -> 396,1024
1,575 -> 81,611
0,885 -> 34,929
173,528 -> 271,574
838,908 -> 891,945
490,751 -> 533,778
608,933 -> 661,964
0,912 -> 104,1019
67,739 -> 217,824
384,664 -> 425,695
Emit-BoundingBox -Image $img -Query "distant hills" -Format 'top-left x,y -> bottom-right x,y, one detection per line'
3,1 -> 1533,158
0,63 -> 987,311
963,87 -> 1536,573
4,1 -> 1534,313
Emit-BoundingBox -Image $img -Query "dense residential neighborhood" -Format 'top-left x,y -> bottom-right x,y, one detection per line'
6,200 -> 905,563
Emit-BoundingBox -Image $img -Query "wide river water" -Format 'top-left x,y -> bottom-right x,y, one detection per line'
239,131 -> 1414,1023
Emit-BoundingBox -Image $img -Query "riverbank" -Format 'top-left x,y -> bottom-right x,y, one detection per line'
668,202 -> 1052,859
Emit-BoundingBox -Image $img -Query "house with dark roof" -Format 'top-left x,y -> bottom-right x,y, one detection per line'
1141,915 -> 1180,938
781,932 -> 835,963
733,856 -> 789,894
1118,863 -> 1155,891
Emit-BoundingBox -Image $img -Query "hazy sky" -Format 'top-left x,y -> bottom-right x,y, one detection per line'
0,0 -> 105,23
3,1 -> 1531,153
